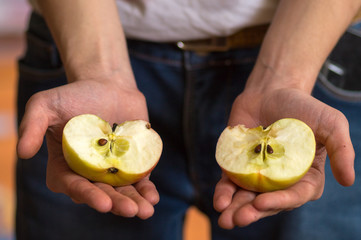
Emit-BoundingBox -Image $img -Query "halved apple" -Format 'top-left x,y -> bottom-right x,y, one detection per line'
62,114 -> 162,186
216,118 -> 315,192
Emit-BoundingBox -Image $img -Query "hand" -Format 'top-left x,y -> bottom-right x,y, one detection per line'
213,88 -> 355,229
17,78 -> 159,219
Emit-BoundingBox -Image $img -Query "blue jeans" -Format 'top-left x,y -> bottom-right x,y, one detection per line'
16,12 -> 361,240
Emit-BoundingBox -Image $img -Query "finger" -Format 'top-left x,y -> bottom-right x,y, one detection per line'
70,197 -> 82,204
253,167 -> 324,211
46,149 -> 113,213
218,190 -> 256,229
96,183 -> 139,217
115,185 -> 155,219
253,189 -> 306,212
213,175 -> 238,212
63,177 -> 113,213
134,178 -> 160,206
232,202 -> 279,228
17,94 -> 50,159
324,114 -> 355,186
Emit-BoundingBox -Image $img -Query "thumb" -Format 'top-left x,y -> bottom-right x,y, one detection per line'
17,94 -> 50,159
324,113 -> 355,186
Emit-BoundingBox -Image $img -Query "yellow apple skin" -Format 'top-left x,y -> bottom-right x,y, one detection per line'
62,136 -> 158,186
222,168 -> 307,193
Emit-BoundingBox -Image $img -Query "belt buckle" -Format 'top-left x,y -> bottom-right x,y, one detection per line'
177,37 -> 230,52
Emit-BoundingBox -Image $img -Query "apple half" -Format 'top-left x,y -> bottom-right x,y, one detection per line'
216,118 -> 315,192
62,114 -> 162,186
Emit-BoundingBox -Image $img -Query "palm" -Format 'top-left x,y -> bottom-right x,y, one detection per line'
214,88 -> 355,229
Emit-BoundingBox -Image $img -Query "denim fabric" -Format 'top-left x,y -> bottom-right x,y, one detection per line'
16,12 -> 361,240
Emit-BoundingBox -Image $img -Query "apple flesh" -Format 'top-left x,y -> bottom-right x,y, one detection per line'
62,114 -> 162,186
216,118 -> 316,192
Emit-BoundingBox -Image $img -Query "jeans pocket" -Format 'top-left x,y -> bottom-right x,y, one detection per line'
21,30 -> 62,68
17,31 -> 67,124
17,62 -> 67,125
18,25 -> 66,86
18,60 -> 65,84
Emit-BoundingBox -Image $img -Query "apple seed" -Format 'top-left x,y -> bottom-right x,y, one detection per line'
254,144 -> 262,153
267,145 -> 274,154
112,123 -> 118,132
146,123 -> 151,129
107,167 -> 119,174
98,138 -> 108,146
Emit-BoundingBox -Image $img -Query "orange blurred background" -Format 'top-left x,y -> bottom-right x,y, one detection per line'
0,1 -> 210,239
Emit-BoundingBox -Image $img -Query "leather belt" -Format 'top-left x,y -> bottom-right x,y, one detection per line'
176,24 -> 269,52
353,8 -> 361,23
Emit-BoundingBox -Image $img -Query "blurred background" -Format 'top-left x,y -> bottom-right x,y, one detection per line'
0,1 -> 210,239
0,0 -> 29,239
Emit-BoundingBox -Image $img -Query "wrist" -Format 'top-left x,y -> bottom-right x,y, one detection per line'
38,0 -> 137,89
67,65 -> 138,92
61,30 -> 136,89
244,0 -> 361,96
62,34 -> 137,90
244,56 -> 317,95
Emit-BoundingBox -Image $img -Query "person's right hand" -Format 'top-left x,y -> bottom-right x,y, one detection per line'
17,77 -> 159,219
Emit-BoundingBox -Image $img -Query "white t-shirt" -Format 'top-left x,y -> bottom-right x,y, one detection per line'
28,0 -> 278,42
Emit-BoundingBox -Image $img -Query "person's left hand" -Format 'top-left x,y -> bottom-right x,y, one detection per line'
213,87 -> 355,229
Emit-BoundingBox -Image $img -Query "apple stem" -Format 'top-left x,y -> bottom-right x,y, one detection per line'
107,167 -> 119,174
109,141 -> 113,153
